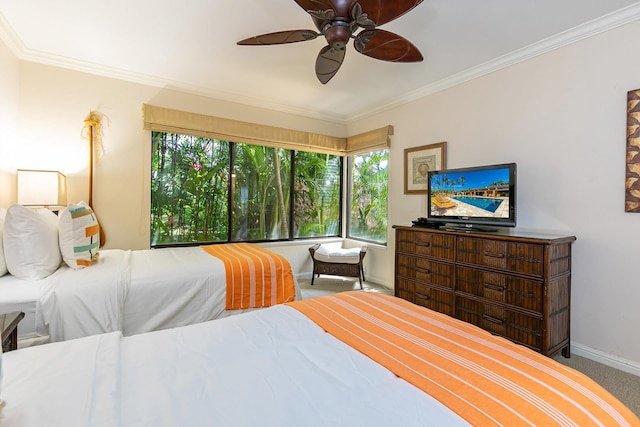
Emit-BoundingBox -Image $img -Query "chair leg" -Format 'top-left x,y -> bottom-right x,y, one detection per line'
358,265 -> 364,290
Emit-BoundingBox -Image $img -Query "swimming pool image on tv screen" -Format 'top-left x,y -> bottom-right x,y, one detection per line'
429,166 -> 511,218
451,196 -> 503,213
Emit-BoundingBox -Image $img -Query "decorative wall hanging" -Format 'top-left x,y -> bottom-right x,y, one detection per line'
404,142 -> 447,194
626,89 -> 640,212
81,110 -> 108,244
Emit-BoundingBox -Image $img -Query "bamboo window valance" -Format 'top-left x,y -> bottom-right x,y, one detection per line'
143,104 -> 391,156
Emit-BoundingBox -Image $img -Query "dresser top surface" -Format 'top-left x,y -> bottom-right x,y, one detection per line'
393,225 -> 576,245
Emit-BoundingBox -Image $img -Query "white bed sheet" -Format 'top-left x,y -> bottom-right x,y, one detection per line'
3,331 -> 121,427
39,249 -> 131,342
124,246 -> 254,336
2,305 -> 467,427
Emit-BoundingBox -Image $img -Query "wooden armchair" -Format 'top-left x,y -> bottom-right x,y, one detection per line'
308,244 -> 367,289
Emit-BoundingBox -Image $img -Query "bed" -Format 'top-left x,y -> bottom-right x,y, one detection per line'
0,244 -> 299,345
2,291 -> 638,427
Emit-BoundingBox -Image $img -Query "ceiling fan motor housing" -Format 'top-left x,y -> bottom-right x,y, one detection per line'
323,21 -> 351,49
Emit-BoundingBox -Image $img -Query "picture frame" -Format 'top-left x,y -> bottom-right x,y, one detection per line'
404,142 -> 447,194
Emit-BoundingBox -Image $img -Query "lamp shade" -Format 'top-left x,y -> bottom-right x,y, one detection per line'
17,169 -> 68,208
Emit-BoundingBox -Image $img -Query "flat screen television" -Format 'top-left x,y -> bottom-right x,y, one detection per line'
426,162 -> 516,231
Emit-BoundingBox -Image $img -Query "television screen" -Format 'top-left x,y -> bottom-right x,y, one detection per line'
426,163 -> 516,230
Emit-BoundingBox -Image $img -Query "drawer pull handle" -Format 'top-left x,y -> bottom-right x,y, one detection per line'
416,242 -> 431,247
416,267 -> 431,274
482,314 -> 504,325
415,292 -> 430,300
483,251 -> 505,259
483,283 -> 505,292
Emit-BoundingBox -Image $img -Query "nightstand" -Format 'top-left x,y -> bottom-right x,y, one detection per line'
1,311 -> 25,352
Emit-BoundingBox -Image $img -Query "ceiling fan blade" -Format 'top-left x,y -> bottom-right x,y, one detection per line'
315,45 -> 346,84
237,30 -> 318,45
357,0 -> 424,26
294,0 -> 337,31
354,29 -> 423,62
293,0 -> 334,13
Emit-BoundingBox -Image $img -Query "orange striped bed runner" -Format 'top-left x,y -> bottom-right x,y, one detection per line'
288,291 -> 640,427
201,243 -> 296,310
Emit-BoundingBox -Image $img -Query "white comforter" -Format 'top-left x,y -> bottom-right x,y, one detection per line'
38,247 -> 256,342
2,305 -> 467,427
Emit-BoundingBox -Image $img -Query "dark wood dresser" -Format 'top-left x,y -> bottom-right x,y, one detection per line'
393,225 -> 576,357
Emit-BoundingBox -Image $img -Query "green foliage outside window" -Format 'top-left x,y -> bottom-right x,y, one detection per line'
348,150 -> 388,244
151,132 -> 230,245
232,144 -> 291,240
294,152 -> 341,238
151,132 -> 343,246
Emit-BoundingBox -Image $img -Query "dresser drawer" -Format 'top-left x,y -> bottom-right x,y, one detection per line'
396,255 -> 453,289
395,279 -> 454,316
395,278 -> 415,302
455,266 -> 543,313
413,282 -> 454,316
455,297 -> 542,351
456,237 -> 544,277
396,229 -> 455,260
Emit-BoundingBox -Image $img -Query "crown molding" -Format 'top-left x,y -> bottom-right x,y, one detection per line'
346,2 -> 640,123
0,12 -> 348,124
3,5 -> 640,125
0,11 -> 24,54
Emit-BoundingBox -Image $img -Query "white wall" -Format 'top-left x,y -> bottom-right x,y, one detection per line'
0,35 -> 20,205
9,59 -> 346,250
2,18 -> 640,371
350,20 -> 640,371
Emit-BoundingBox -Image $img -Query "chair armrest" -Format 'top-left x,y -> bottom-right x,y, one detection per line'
359,246 -> 367,262
309,244 -> 321,258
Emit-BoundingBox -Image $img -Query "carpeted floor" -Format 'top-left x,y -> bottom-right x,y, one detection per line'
298,276 -> 640,417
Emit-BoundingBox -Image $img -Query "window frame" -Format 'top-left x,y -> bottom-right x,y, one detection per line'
345,149 -> 389,246
151,132 -> 343,248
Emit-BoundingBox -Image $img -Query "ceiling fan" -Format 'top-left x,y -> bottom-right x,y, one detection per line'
237,0 -> 424,84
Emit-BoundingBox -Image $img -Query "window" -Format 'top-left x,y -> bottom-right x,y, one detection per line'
347,149 -> 389,245
151,132 -> 341,246
151,133 -> 230,245
294,151 -> 342,238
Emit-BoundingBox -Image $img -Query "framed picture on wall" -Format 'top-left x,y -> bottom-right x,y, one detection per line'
404,142 -> 447,194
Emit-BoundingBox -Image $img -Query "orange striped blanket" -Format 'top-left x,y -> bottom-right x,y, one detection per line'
201,243 -> 296,310
288,291 -> 640,427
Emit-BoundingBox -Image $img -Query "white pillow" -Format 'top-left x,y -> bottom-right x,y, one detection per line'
0,208 -> 7,276
58,202 -> 100,269
3,204 -> 61,280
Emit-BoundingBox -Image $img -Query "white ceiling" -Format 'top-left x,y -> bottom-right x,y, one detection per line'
2,0 -> 640,123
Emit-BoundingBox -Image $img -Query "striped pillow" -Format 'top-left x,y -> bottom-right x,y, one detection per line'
58,202 -> 100,269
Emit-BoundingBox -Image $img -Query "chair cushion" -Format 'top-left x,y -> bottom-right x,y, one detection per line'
313,245 -> 361,264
